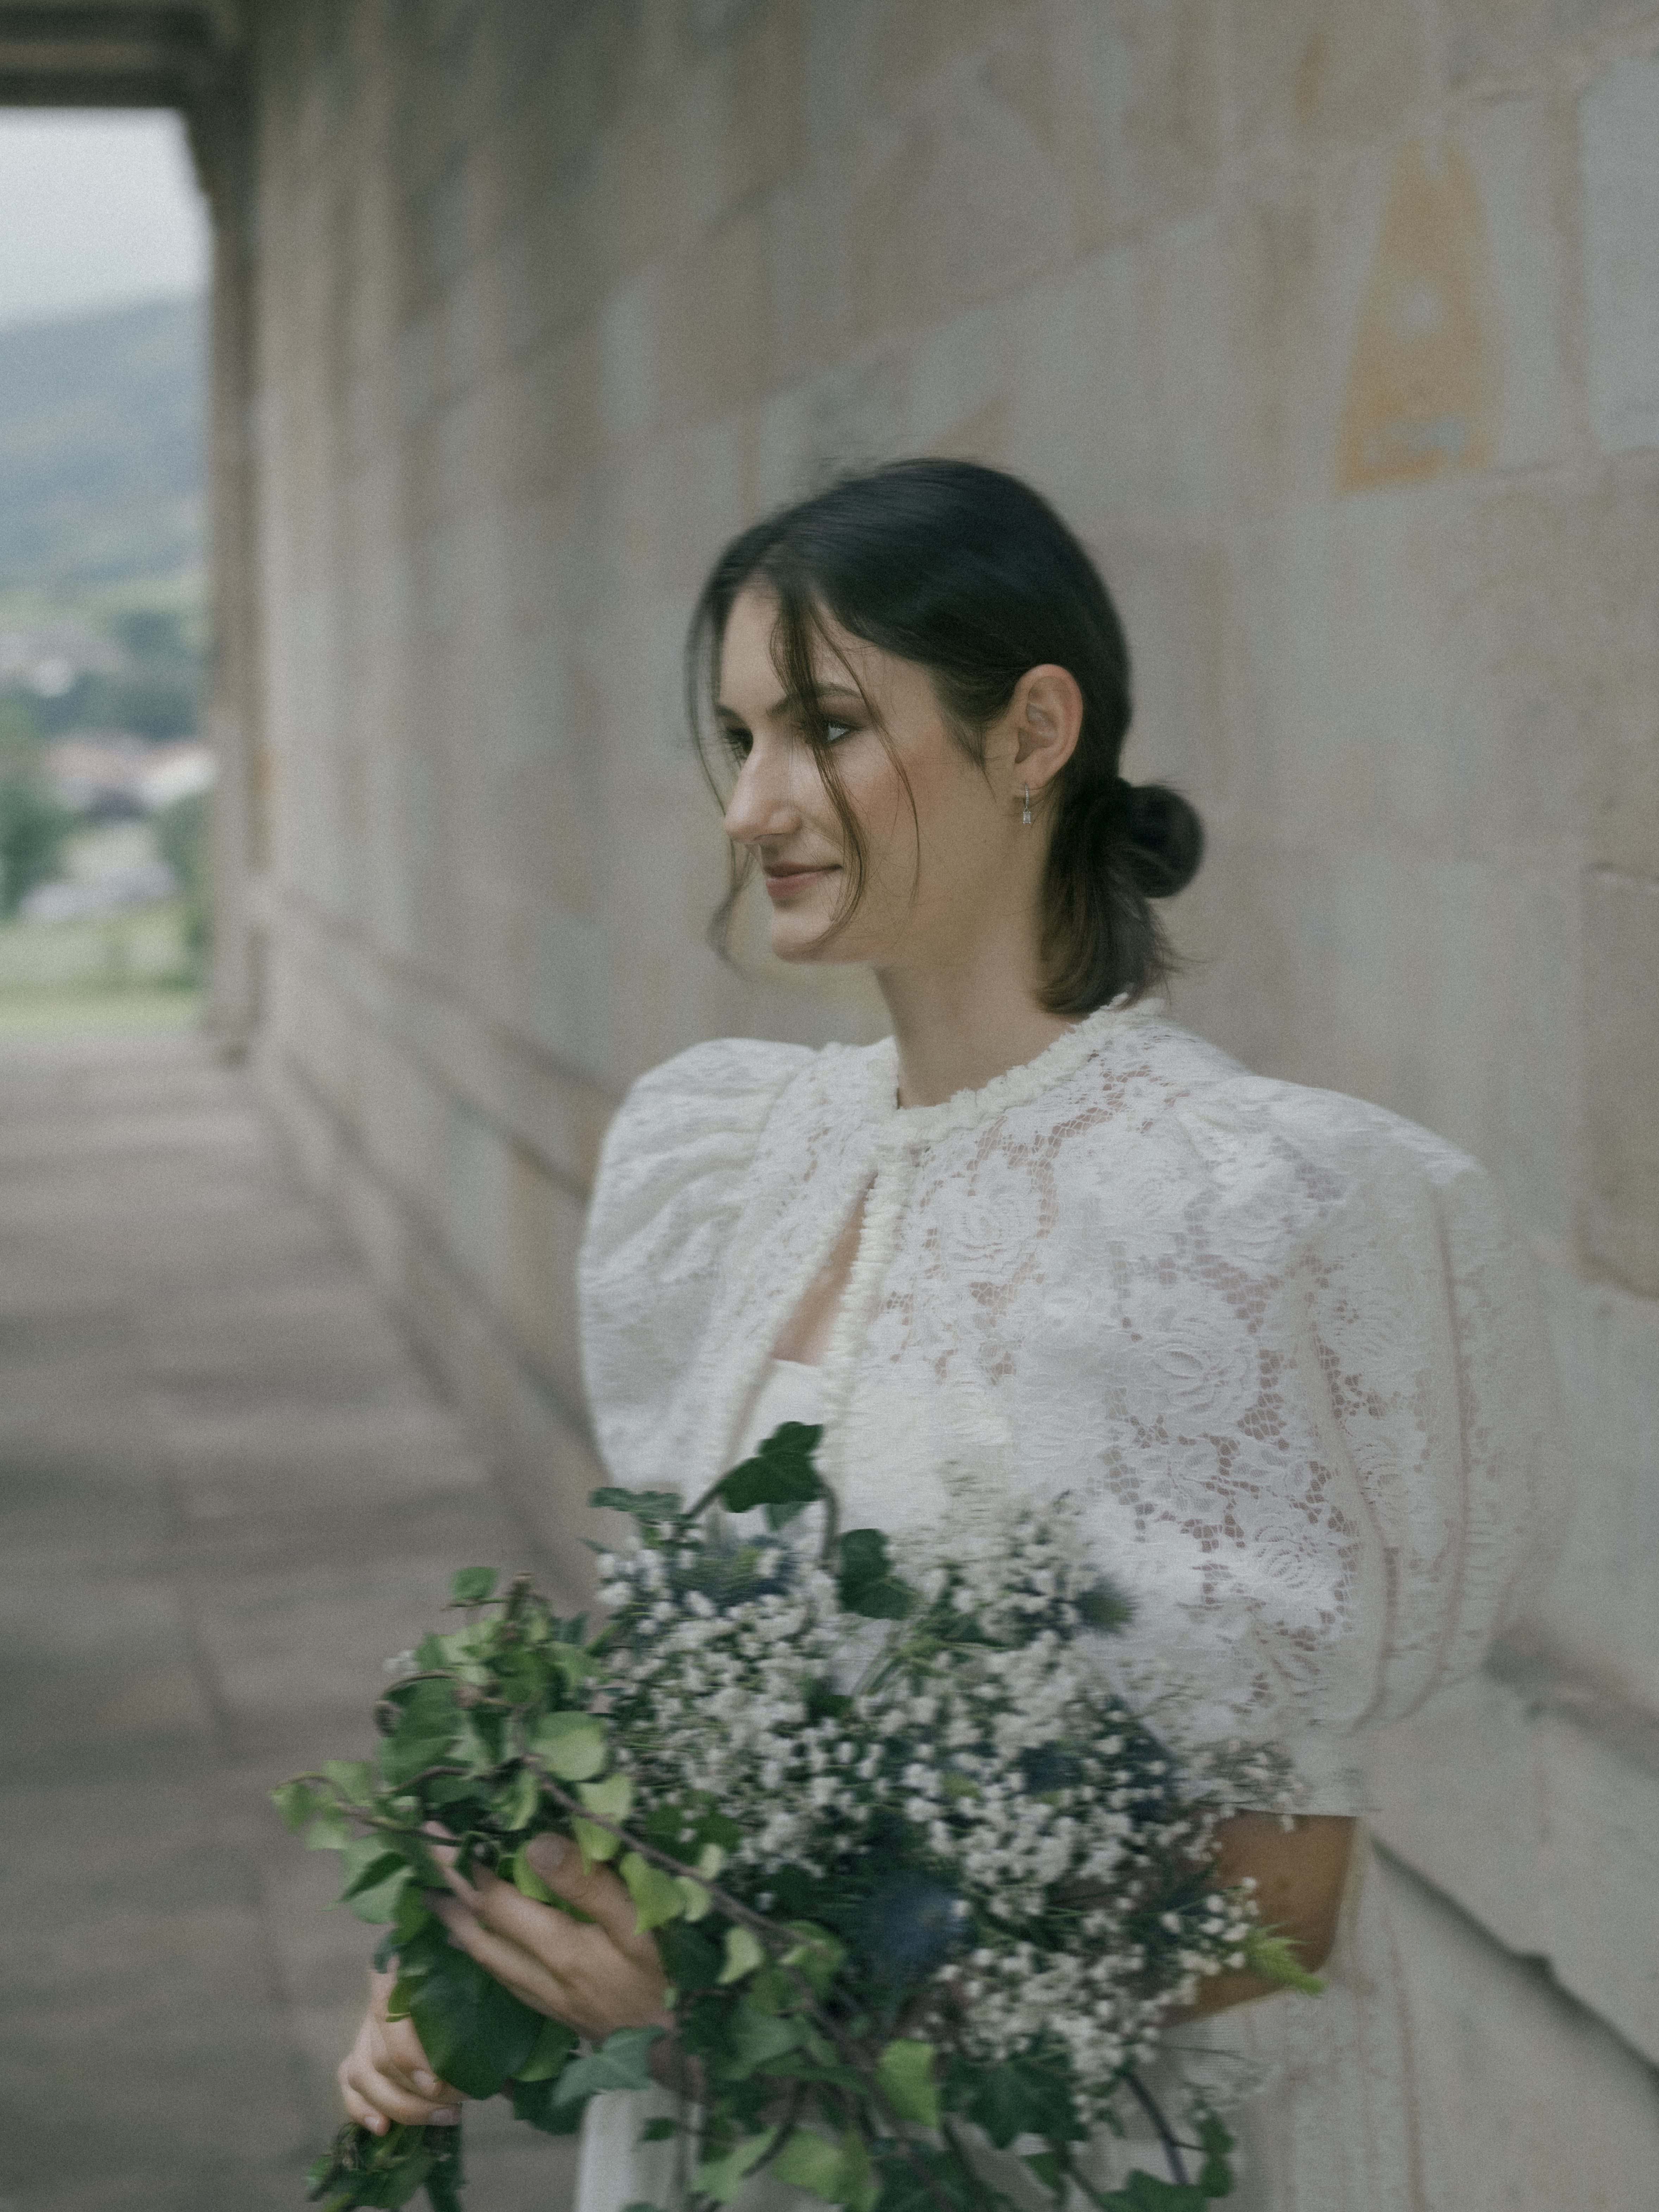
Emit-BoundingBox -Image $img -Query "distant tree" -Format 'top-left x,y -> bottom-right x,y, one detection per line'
31,602 -> 205,740
0,696 -> 73,915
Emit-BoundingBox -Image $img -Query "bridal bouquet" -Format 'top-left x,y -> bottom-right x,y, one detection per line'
278,1424 -> 1313,2212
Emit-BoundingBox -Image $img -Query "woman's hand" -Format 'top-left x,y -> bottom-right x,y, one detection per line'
1182,1812 -> 1356,2019
428,1832 -> 672,2043
337,1966 -> 463,2136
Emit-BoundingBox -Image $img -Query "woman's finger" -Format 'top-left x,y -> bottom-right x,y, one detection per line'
339,2042 -> 461,2131
521,1834 -> 663,1961
423,1825 -> 486,1909
450,1863 -> 595,1966
430,1893 -> 576,2019
369,2010 -> 460,2104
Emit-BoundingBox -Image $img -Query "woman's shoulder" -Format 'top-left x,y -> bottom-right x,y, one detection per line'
588,1033 -> 818,1207
1085,1008 -> 1503,1234
609,1031 -> 817,1126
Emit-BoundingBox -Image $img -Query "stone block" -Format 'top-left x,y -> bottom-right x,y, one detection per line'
1463,92 -> 1577,470
1374,1647 -> 1659,2068
1039,0 -> 1222,251
659,0 -> 805,243
1009,217 -> 1235,534
1583,867 -> 1659,1294
1447,0 -> 1659,88
1378,1851 -> 1659,2212
1530,1261 -> 1659,1708
1582,56 -> 1659,456
845,65 -> 1073,342
798,0 -> 1046,139
1225,0 -> 1427,157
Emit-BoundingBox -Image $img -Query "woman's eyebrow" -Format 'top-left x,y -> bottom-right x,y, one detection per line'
716,683 -> 864,720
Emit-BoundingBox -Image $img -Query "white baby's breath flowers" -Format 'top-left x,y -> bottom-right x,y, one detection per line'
593,1493 -> 1296,2130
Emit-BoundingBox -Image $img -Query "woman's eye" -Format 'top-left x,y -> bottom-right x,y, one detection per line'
823,720 -> 856,745
721,726 -> 752,759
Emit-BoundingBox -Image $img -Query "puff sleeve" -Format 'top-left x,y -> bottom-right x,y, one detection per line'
1116,1081 -> 1570,1811
579,1037 -> 811,1485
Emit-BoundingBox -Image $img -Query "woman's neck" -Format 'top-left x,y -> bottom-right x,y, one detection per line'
876,953 -> 1078,1109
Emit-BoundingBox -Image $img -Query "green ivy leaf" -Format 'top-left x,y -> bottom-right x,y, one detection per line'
513,2014 -> 580,2085
620,1850 -> 685,1932
578,1771 -> 635,1824
875,2038 -> 939,2128
509,2073 -> 586,2136
529,1710 -> 607,1781
773,2127 -> 875,2211
376,1679 -> 463,1790
715,1423 -> 825,1514
509,1843 -> 561,1904
718,1923 -> 766,1984
966,2057 -> 1084,2149
656,1916 -> 724,1993
339,1836 -> 401,1895
572,1815 -> 621,1866
344,1861 -> 414,1925
722,1999 -> 800,2082
449,1567 -> 498,1606
273,1779 -> 322,1832
323,1758 -> 377,1805
394,1926 -> 541,2100
835,1528 -> 917,1620
589,1486 -> 684,1523
552,2025 -> 663,2107
304,1804 -> 355,1851
693,2130 -> 778,2203
1025,2149 -> 1069,2198
1195,2108 -> 1235,2198
497,1764 -> 541,1832
770,2129 -> 844,2198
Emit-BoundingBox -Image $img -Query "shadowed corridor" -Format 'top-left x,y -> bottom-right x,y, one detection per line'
0,1025 -> 578,2211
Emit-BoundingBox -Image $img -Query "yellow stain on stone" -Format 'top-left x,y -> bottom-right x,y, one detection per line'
1337,138 -> 1501,492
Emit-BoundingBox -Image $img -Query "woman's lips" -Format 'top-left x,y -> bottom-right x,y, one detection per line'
763,866 -> 835,900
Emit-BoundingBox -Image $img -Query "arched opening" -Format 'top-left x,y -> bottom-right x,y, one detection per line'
0,5 -> 259,1049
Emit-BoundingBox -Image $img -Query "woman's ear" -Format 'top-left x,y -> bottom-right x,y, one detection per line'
1010,664 -> 1084,793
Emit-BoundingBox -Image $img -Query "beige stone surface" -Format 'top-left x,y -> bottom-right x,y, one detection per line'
0,1026 -> 573,2211
1377,1849 -> 1659,2212
159,0 -> 1659,2169
1584,867 -> 1659,1295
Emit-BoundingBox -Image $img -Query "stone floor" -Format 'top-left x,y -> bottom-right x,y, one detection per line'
0,1025 -> 580,2212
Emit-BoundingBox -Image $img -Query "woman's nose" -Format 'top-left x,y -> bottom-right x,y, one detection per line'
722,744 -> 801,845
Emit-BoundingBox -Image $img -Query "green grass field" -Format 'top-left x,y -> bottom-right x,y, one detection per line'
0,899 -> 202,1031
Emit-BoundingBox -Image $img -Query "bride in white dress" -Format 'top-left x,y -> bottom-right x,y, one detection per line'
337,460 -> 1561,2212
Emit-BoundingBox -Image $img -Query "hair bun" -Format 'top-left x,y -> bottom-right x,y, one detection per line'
1118,780 -> 1204,900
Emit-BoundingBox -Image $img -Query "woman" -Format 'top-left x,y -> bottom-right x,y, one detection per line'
339,461 -> 1561,2210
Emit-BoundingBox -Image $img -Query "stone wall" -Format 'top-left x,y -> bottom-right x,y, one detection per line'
219,2 -> 1659,2195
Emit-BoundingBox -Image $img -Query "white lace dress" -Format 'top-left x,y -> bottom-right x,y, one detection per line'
573,1000 -> 1563,2212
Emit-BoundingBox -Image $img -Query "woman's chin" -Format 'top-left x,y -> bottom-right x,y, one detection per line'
767,913 -> 863,967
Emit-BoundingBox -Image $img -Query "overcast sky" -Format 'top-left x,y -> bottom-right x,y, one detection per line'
0,111 -> 208,330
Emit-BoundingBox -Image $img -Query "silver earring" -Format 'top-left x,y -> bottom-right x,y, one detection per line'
1021,784 -> 1032,826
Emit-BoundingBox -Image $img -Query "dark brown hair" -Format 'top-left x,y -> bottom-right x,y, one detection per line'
685,459 -> 1203,1015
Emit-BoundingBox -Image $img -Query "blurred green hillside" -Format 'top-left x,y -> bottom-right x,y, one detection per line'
0,294 -> 204,591
0,296 -> 208,1025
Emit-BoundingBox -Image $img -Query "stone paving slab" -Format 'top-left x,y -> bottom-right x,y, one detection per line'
0,1027 -> 579,2212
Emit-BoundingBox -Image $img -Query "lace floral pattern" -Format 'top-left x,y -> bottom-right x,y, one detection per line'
581,1001 -> 1561,1813
576,1001 -> 1565,2212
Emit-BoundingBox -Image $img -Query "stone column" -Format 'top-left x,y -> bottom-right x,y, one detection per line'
188,69 -> 266,1058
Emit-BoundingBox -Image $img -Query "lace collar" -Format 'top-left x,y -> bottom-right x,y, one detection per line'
849,994 -> 1160,1148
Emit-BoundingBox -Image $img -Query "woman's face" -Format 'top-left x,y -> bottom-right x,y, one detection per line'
717,586 -> 1027,972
